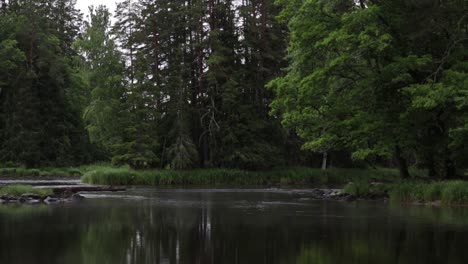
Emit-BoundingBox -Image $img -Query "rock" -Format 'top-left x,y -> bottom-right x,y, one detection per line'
21,193 -> 42,200
44,196 -> 59,204
310,189 -> 324,198
0,199 -> 6,204
7,198 -> 19,204
62,190 -> 74,199
71,193 -> 84,202
1,195 -> 16,201
345,195 -> 356,202
27,199 -> 42,205
329,190 -> 343,197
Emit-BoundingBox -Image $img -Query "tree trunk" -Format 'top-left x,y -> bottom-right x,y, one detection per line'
426,155 -> 437,178
321,151 -> 328,170
394,145 -> 410,179
444,159 -> 456,179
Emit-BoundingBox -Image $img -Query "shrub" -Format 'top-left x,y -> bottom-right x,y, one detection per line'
344,181 -> 371,196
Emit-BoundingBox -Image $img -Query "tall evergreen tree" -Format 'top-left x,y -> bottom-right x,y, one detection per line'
0,0 -> 91,167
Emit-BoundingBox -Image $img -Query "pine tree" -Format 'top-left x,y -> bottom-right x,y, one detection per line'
0,0 -> 91,166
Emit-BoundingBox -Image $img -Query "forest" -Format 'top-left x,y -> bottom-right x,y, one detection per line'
0,0 -> 466,180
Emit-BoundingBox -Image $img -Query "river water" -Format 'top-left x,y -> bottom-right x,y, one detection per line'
1,188 -> 468,264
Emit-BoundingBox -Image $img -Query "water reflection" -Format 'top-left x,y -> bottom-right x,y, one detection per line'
0,189 -> 468,264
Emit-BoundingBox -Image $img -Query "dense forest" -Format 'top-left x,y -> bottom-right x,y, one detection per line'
0,0 -> 466,178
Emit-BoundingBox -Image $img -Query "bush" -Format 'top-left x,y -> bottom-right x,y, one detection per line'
344,181 -> 371,196
343,180 -> 390,197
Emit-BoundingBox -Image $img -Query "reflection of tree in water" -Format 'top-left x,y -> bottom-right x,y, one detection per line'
2,198 -> 468,264
73,198 -> 311,264
73,201 -> 468,264
0,206 -> 86,264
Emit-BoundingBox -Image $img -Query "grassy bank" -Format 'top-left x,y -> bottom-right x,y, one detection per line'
344,180 -> 468,205
390,181 -> 468,205
80,166 -> 426,186
0,185 -> 52,197
0,167 -> 82,178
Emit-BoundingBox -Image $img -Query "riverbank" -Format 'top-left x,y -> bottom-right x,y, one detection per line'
0,185 -> 85,205
343,180 -> 468,206
0,165 -> 429,185
0,167 -> 82,178
3,165 -> 468,205
0,182 -> 125,205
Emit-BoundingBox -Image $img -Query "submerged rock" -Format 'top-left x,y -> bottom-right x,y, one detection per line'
44,196 -> 60,204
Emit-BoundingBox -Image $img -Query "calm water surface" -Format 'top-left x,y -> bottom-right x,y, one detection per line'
1,188 -> 468,264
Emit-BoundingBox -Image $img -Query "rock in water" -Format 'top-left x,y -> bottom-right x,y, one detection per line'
71,193 -> 85,202
44,196 -> 59,204
21,193 -> 42,200
27,199 -> 42,205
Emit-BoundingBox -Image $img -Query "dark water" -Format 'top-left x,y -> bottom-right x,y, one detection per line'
1,188 -> 468,264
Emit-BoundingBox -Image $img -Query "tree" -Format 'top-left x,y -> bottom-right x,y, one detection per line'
76,6 -> 125,153
0,0 -> 91,167
270,0 -> 467,178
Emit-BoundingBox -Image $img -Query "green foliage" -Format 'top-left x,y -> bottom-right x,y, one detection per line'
75,6 -> 126,156
0,185 -> 52,197
343,181 -> 371,197
343,180 -> 393,197
1,0 -> 466,174
270,0 -> 468,178
0,0 -> 93,167
168,133 -> 199,170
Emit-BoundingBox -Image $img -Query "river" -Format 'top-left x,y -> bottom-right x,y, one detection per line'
1,188 -> 468,264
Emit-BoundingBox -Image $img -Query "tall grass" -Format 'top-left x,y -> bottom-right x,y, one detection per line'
389,181 -> 468,205
0,167 -> 82,178
81,166 -> 426,186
